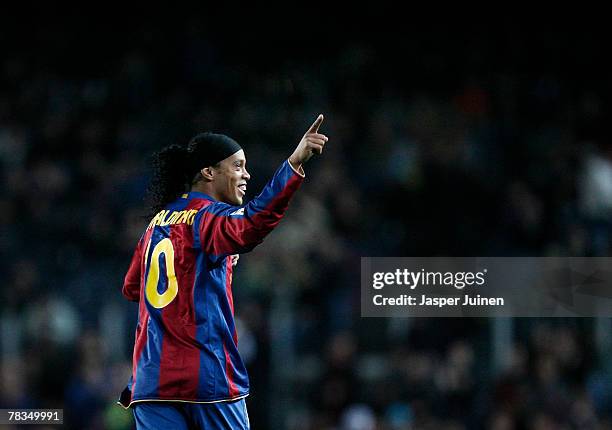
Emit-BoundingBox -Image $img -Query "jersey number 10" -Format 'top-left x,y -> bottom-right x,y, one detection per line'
144,238 -> 179,309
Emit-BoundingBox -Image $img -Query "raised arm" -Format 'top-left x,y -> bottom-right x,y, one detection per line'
196,115 -> 328,257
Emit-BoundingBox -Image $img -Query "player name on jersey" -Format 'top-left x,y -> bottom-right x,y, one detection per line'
146,209 -> 199,230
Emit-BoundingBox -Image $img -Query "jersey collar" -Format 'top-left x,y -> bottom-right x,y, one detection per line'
182,191 -> 217,202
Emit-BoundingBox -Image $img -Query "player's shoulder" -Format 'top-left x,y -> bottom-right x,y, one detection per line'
199,200 -> 244,216
186,197 -> 216,211
189,199 -> 249,225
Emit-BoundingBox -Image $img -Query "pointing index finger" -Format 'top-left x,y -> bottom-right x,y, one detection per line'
307,114 -> 324,133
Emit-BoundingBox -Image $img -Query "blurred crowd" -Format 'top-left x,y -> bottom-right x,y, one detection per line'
1,17 -> 612,429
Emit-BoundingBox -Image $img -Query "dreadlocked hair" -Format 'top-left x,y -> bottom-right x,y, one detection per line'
146,144 -> 192,217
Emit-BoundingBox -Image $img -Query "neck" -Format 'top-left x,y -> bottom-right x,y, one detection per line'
191,182 -> 218,200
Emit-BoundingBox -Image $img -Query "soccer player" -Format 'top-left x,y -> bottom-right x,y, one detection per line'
118,115 -> 328,429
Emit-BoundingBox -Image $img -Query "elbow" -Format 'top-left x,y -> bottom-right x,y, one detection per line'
122,283 -> 140,302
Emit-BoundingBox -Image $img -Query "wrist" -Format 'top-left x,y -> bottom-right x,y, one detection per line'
289,154 -> 300,167
288,158 -> 305,177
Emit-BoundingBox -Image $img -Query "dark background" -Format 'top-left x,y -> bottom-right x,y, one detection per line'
1,12 -> 612,429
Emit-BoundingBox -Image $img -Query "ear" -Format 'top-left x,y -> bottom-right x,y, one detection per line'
200,167 -> 214,181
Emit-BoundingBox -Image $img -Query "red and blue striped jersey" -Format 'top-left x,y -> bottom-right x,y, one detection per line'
119,159 -> 304,408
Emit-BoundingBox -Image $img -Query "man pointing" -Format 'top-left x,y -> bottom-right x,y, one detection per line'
119,115 -> 328,429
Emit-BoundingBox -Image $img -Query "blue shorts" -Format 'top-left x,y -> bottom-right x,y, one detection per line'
132,399 -> 250,430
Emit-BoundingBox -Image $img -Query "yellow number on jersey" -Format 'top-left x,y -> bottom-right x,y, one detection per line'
144,238 -> 178,309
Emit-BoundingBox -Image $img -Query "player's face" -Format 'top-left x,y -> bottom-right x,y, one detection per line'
212,150 -> 250,205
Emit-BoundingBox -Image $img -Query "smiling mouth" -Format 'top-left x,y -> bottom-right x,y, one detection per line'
237,184 -> 247,195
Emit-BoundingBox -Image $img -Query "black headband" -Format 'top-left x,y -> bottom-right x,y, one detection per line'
186,132 -> 242,178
